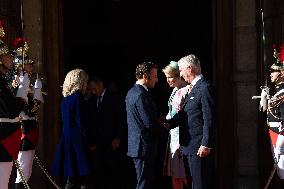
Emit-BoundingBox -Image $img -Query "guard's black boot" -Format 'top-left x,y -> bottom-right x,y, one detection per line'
14,182 -> 25,189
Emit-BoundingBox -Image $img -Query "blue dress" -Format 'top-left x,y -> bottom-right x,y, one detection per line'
51,91 -> 92,177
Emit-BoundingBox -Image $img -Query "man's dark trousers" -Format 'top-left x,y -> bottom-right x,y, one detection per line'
132,156 -> 157,189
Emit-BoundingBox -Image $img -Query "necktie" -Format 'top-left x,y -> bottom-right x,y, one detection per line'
97,96 -> 102,109
179,84 -> 193,110
188,84 -> 193,93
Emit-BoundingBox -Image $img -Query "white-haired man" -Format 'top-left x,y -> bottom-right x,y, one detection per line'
167,54 -> 215,189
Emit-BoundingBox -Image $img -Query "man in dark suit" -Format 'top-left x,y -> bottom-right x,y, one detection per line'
166,54 -> 215,189
87,77 -> 125,189
126,62 -> 163,189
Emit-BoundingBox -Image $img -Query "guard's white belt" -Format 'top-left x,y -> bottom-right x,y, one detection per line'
0,117 -> 20,123
268,122 -> 282,128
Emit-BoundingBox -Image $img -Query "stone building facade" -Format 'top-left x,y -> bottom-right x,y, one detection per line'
1,0 -> 284,188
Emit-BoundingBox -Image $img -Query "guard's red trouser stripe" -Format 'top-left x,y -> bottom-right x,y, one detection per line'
21,126 -> 39,146
269,129 -> 278,147
0,128 -> 21,160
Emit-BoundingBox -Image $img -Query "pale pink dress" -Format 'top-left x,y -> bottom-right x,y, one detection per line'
164,85 -> 190,178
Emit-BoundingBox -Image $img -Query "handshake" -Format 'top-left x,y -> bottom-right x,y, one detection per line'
158,116 -> 171,130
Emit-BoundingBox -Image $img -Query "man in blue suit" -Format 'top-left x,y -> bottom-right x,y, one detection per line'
126,62 -> 162,189
167,54 -> 215,189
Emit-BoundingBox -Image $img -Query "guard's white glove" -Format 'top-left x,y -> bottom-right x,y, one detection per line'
274,146 -> 284,162
260,88 -> 268,112
33,79 -> 44,103
34,78 -> 42,89
16,73 -> 30,102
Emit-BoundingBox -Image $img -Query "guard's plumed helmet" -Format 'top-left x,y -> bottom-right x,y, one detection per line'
270,44 -> 284,72
12,37 -> 34,67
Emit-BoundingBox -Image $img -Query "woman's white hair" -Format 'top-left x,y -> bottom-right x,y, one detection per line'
62,68 -> 88,97
178,54 -> 201,73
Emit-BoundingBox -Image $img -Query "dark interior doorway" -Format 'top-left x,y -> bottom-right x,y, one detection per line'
62,0 -> 213,111
61,1 -> 213,188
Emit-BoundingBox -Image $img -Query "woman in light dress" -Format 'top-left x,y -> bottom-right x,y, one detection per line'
162,61 -> 190,189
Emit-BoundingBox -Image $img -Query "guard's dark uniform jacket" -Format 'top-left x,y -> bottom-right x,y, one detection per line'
0,72 -> 25,161
19,92 -> 41,151
267,82 -> 284,135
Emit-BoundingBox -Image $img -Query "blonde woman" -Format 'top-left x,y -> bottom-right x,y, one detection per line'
162,61 -> 188,189
51,69 -> 93,189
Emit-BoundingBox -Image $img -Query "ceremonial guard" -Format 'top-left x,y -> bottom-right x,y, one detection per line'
0,21 -> 28,189
12,38 -> 44,189
263,45 -> 284,186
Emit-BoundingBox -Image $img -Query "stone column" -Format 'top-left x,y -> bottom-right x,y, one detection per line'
234,0 -> 260,188
23,0 -> 45,187
24,0 -> 63,187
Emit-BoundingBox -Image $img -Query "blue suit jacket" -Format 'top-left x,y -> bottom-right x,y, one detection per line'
169,78 -> 215,155
126,84 -> 159,159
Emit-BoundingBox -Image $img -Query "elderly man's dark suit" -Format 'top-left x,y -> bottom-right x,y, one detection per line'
126,84 -> 160,189
89,88 -> 124,189
169,77 -> 215,189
